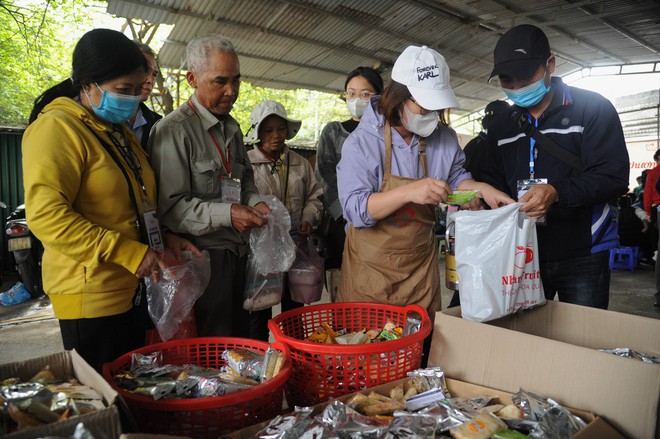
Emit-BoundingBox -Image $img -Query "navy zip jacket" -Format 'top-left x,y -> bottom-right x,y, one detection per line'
479,77 -> 629,262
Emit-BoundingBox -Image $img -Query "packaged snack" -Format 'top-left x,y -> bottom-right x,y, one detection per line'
221,348 -> 263,380
388,413 -> 438,439
450,412 -> 507,438
446,190 -> 478,206
305,323 -> 340,343
260,347 -> 285,382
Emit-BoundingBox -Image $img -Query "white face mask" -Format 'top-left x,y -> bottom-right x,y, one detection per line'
402,104 -> 439,137
347,98 -> 369,118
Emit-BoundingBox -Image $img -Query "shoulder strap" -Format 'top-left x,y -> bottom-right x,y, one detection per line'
514,111 -> 584,171
89,130 -> 148,244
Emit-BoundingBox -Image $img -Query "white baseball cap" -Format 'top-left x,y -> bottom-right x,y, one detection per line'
391,45 -> 459,111
245,100 -> 302,144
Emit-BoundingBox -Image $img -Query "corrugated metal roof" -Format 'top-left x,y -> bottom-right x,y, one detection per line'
105,0 -> 660,116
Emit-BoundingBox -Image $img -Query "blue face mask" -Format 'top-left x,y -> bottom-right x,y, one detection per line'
84,83 -> 141,123
502,76 -> 551,108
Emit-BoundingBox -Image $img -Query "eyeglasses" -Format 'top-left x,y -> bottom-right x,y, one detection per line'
344,91 -> 376,101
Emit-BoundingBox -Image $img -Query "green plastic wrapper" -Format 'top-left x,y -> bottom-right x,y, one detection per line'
445,190 -> 478,205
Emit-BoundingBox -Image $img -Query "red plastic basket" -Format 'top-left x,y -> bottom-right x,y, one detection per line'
102,337 -> 291,438
268,303 -> 431,407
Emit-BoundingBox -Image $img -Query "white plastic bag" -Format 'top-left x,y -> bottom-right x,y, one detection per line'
454,203 -> 545,322
244,195 -> 296,311
145,250 -> 211,341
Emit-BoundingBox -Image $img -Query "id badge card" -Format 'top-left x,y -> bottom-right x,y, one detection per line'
221,176 -> 241,203
142,201 -> 165,253
517,178 -> 548,225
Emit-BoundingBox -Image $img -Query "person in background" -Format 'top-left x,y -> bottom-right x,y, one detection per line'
642,149 -> 660,307
127,41 -> 162,149
22,29 -> 198,371
245,100 -> 323,340
462,99 -> 510,182
633,175 -> 644,199
315,67 -> 383,271
477,24 -> 629,309
337,45 -> 513,316
148,35 -> 271,338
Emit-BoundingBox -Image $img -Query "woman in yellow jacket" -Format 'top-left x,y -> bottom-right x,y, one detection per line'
22,29 -> 198,371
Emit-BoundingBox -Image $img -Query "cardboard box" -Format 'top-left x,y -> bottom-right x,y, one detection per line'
222,377 -> 622,438
1,349 -> 122,439
431,301 -> 660,439
119,435 -> 191,439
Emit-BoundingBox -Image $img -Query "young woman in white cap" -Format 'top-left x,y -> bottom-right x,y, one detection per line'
315,67 -> 384,271
337,45 -> 513,316
245,100 -> 323,340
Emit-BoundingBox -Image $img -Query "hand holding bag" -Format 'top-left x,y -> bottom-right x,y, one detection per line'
454,203 -> 545,322
244,195 -> 296,311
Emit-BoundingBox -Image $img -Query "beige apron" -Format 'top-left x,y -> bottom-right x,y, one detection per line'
338,123 -> 441,314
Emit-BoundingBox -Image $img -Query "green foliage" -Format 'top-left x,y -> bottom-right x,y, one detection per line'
0,0 -> 349,138
232,82 -> 349,143
0,0 -> 111,127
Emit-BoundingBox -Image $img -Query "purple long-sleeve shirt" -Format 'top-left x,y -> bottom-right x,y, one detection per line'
337,98 -> 471,228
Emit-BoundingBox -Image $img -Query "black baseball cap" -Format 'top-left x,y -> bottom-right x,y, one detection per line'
489,24 -> 551,80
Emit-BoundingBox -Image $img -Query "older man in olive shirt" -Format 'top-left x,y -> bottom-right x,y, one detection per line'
148,35 -> 269,337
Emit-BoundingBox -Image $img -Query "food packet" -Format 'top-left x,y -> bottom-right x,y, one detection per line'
386,412 -> 438,438
335,412 -> 389,438
256,406 -> 314,438
407,367 -> 450,397
423,400 -> 472,432
599,347 -> 660,364
260,347 -> 285,382
305,323 -> 340,343
130,351 -> 162,371
512,390 -> 586,439
530,398 -> 587,439
402,312 -> 423,337
298,420 -> 335,439
445,395 -> 494,414
317,399 -> 354,430
449,412 -> 507,438
221,348 -> 263,380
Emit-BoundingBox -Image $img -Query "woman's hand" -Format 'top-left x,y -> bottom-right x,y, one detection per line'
164,232 -> 202,260
406,178 -> 452,205
368,177 -> 451,220
135,248 -> 167,282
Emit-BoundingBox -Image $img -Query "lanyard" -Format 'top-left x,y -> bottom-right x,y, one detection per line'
259,147 -> 290,206
527,114 -> 538,179
188,98 -> 232,177
106,128 -> 149,202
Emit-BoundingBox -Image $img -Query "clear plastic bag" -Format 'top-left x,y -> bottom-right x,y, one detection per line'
244,195 -> 296,311
288,235 -> 325,304
145,250 -> 211,341
244,253 -> 284,311
249,195 -> 296,274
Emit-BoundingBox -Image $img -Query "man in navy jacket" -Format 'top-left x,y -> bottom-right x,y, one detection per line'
478,24 -> 629,309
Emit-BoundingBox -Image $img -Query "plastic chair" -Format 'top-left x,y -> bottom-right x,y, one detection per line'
609,246 -> 639,272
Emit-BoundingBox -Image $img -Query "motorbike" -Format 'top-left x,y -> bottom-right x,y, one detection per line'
5,204 -> 43,297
